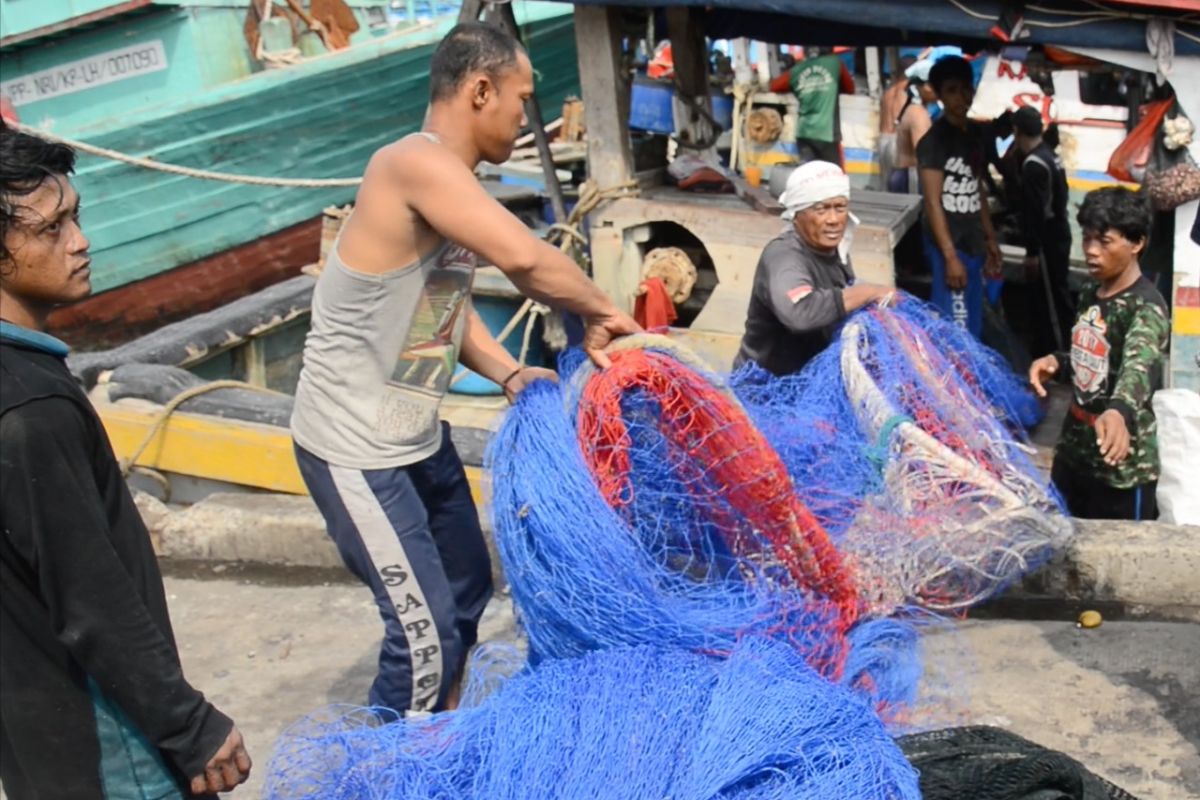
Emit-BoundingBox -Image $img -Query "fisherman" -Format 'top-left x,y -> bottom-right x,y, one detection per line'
0,125 -> 251,797
290,22 -> 639,716
889,58 -> 936,194
917,55 -> 1003,338
877,52 -> 917,191
1030,188 -> 1169,521
769,47 -> 857,167
1012,105 -> 1074,354
734,161 -> 893,376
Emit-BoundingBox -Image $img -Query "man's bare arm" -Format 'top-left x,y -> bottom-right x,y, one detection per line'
458,309 -> 519,386
395,142 -> 620,320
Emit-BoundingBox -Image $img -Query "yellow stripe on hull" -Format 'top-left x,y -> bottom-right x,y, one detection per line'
98,403 -> 486,504
1174,307 -> 1200,336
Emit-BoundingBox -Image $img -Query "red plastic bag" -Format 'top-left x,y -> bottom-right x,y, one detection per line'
1107,98 -> 1173,182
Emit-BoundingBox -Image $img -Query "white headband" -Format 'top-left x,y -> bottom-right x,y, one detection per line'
780,161 -> 851,221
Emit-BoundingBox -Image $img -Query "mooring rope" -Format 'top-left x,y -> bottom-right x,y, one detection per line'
9,121 -> 364,187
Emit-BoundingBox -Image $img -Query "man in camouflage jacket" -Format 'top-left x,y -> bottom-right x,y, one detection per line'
1030,188 -> 1169,520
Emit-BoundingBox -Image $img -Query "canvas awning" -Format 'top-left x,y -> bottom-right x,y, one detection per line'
552,0 -> 1200,57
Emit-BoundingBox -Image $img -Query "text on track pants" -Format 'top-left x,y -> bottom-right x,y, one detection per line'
294,422 -> 493,713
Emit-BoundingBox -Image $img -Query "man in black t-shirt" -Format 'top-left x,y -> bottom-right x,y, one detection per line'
917,56 -> 1002,339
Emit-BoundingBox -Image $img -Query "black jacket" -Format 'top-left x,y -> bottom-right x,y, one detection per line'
0,324 -> 230,799
1020,140 -> 1071,258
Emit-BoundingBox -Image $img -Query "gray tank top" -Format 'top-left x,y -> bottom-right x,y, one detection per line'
291,231 -> 477,469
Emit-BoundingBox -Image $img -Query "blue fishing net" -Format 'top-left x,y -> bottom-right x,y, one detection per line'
263,638 -> 921,800
732,296 -> 1071,612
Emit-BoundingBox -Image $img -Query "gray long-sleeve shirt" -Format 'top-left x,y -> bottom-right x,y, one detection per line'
735,228 -> 854,376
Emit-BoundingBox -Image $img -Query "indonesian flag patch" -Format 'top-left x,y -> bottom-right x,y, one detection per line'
787,284 -> 814,304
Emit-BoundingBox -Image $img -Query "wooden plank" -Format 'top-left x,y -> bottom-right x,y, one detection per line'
99,401 -> 487,504
574,5 -> 634,191
731,175 -> 784,215
49,217 -> 322,349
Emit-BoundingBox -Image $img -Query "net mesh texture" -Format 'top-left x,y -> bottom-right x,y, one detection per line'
265,295 -> 1089,798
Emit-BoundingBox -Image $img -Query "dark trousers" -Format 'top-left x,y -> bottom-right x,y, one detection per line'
1051,455 -> 1158,521
1031,241 -> 1074,356
797,137 -> 842,167
294,422 -> 493,713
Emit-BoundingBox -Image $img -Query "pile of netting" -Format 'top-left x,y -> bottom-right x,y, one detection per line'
732,296 -> 1072,613
263,296 -> 1071,798
488,366 -> 926,716
265,638 -> 921,800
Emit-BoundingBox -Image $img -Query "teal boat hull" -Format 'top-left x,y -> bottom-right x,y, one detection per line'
1,2 -> 579,343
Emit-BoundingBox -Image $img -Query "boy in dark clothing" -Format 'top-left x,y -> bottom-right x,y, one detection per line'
0,126 -> 251,797
918,56 -> 1003,339
1013,105 -> 1074,354
1030,188 -> 1170,520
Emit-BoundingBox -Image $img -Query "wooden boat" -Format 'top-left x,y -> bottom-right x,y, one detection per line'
0,0 -> 579,347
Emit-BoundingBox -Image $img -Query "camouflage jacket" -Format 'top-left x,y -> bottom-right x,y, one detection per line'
1054,276 -> 1170,488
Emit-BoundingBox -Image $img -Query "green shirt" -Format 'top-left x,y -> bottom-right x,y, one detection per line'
788,54 -> 844,143
1054,276 -> 1170,488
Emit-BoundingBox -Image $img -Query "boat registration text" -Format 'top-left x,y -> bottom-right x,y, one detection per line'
1,41 -> 168,107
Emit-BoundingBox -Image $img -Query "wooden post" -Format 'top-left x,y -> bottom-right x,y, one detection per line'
766,43 -> 783,84
574,5 -> 634,190
866,47 -> 882,100
457,0 -> 485,23
666,6 -> 717,161
495,1 -> 568,222
885,46 -> 901,82
732,38 -> 753,86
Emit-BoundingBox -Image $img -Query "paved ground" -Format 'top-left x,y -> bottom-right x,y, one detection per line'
161,563 -> 1200,800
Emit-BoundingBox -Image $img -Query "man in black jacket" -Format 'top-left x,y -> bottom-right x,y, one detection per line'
1013,105 -> 1074,355
0,126 -> 251,798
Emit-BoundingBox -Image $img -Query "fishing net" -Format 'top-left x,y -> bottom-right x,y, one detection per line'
732,296 -> 1072,614
897,726 -> 1140,799
265,296 -> 1073,796
263,637 -> 922,800
487,374 -> 866,686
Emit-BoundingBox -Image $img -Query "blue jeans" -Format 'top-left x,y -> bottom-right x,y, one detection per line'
923,232 -> 985,339
294,422 -> 493,713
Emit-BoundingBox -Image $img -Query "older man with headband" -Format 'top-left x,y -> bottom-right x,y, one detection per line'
735,161 -> 893,376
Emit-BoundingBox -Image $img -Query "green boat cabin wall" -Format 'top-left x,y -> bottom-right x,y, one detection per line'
0,2 -> 580,295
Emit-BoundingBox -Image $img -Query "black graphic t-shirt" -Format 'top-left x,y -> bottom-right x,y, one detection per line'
917,117 -> 987,256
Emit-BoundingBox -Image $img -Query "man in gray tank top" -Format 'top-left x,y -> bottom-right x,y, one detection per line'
291,22 -> 639,715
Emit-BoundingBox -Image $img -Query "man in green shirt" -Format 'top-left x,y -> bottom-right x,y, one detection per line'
770,48 -> 856,167
1029,188 -> 1170,520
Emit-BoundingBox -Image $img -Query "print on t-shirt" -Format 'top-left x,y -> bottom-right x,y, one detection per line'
1070,304 -> 1110,403
941,156 -> 981,215
376,244 -> 476,442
